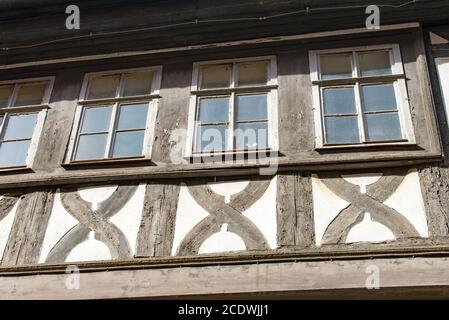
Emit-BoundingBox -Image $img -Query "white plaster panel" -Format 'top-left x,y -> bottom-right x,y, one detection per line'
40,184 -> 144,264
171,183 -> 210,256
172,178 -> 277,255
346,213 -> 395,244
198,224 -> 246,254
66,231 -> 112,263
312,176 -> 350,246
109,184 -> 146,256
312,170 -> 429,246
384,170 -> 429,237
39,192 -> 79,263
342,174 -> 382,194
243,176 -> 277,249
0,201 -> 19,262
436,58 -> 449,126
209,181 -> 249,203
78,185 -> 118,210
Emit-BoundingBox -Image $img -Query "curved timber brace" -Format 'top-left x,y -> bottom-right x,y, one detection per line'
177,179 -> 271,256
46,185 -> 138,263
318,169 -> 420,245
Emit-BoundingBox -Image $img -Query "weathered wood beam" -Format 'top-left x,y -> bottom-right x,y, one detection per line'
2,255 -> 449,299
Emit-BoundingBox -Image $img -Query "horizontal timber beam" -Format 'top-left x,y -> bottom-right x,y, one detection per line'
0,23 -> 419,71
0,156 -> 441,191
2,253 -> 449,299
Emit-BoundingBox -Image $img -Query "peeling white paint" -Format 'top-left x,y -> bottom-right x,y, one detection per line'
346,213 -> 395,244
0,201 -> 19,262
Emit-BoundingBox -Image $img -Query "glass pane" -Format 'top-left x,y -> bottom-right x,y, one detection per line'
112,131 -> 145,158
324,116 -> 360,144
2,114 -> 37,140
75,134 -> 108,160
235,94 -> 267,122
0,86 -> 13,108
122,72 -> 153,96
198,97 -> 229,124
195,125 -> 228,152
117,103 -> 148,130
237,61 -> 268,86
365,113 -> 402,141
323,87 -> 357,115
80,106 -> 112,133
362,84 -> 398,112
235,122 -> 268,150
200,64 -> 232,89
320,54 -> 353,80
0,116 -> 2,126
87,75 -> 119,99
15,83 -> 46,106
359,51 -> 392,77
0,140 -> 31,167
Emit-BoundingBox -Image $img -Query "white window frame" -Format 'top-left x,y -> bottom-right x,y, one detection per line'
65,66 -> 162,163
436,57 -> 449,127
309,44 -> 416,149
0,76 -> 55,169
185,56 -> 279,158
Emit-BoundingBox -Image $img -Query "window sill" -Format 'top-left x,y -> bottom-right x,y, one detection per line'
186,149 -> 280,162
0,165 -> 32,174
62,157 -> 153,169
316,140 -> 417,151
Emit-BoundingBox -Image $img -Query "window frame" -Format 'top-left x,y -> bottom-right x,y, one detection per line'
436,57 -> 449,128
65,66 -> 162,164
309,44 -> 416,149
0,76 -> 55,170
185,56 -> 279,158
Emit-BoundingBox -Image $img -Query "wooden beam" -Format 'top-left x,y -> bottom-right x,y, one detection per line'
2,255 -> 449,299
0,23 -> 419,70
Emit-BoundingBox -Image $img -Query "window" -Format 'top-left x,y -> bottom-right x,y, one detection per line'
66,67 -> 162,163
0,78 -> 54,168
186,57 -> 279,157
309,44 -> 415,148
